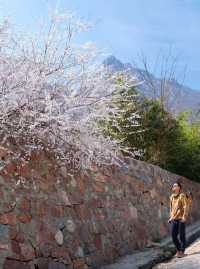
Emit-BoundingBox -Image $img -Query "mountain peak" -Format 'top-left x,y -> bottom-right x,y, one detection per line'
103,55 -> 200,113
103,55 -> 125,71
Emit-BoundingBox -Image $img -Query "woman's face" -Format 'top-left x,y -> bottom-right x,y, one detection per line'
172,183 -> 181,194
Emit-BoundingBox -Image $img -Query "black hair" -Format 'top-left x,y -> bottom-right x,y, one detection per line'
172,182 -> 182,190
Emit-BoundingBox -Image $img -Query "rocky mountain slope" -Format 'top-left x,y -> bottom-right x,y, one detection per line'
104,56 -> 200,113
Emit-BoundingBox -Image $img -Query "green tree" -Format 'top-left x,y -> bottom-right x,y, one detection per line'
141,99 -> 180,167
102,88 -> 200,182
165,112 -> 200,182
102,87 -> 180,164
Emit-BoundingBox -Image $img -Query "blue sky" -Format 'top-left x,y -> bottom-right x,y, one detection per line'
0,0 -> 199,90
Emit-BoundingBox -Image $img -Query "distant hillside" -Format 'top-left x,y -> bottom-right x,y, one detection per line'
104,55 -> 200,113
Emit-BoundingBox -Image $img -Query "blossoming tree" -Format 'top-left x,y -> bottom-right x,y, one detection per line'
0,12 -> 140,170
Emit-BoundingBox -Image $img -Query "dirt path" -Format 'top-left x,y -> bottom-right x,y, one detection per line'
153,238 -> 200,269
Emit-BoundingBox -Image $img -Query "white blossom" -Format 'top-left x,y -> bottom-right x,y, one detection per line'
0,11 -> 141,170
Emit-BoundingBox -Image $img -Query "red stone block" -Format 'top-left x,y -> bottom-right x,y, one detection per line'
36,202 -> 48,218
94,173 -> 107,183
11,240 -> 21,255
18,198 -> 31,211
51,246 -> 71,263
77,224 -> 92,242
36,222 -> 55,246
8,227 -> 23,244
93,182 -> 105,193
17,213 -> 32,223
68,191 -> 83,205
15,232 -> 25,243
51,205 -> 65,218
87,197 -> 103,208
75,204 -> 91,220
0,212 -> 16,225
4,162 -> 17,174
73,258 -> 86,268
20,243 -> 35,260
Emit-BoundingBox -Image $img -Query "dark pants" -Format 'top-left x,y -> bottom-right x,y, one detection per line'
170,219 -> 186,252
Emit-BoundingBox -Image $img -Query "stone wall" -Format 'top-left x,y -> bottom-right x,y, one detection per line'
0,146 -> 200,269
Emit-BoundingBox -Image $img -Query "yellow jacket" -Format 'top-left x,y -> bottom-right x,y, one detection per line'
170,192 -> 189,220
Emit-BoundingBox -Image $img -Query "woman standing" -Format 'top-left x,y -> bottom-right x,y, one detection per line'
168,182 -> 189,258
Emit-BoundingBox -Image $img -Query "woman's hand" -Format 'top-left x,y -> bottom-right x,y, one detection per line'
168,218 -> 173,223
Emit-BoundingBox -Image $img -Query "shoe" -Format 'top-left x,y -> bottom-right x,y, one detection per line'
175,251 -> 180,257
177,251 -> 184,258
